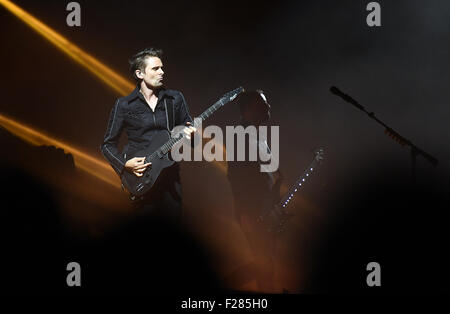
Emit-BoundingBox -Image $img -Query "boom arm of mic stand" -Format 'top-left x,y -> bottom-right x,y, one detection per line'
330,86 -> 439,168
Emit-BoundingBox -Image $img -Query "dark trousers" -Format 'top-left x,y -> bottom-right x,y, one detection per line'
130,163 -> 183,225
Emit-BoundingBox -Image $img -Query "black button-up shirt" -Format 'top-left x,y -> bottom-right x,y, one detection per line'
101,86 -> 193,175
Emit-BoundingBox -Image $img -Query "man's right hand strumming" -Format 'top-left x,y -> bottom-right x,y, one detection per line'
125,157 -> 151,177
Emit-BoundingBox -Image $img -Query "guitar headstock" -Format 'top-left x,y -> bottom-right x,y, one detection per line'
314,148 -> 325,162
219,87 -> 245,106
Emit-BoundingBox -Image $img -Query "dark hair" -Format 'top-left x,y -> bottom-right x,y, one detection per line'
129,48 -> 163,82
237,89 -> 268,114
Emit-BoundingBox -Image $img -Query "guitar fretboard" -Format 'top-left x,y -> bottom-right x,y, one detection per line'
279,150 -> 324,209
152,99 -> 225,158
146,87 -> 243,161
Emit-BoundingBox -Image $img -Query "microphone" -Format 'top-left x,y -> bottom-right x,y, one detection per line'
330,86 -> 364,111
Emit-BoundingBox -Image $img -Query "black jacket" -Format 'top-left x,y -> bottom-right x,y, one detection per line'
101,86 -> 193,175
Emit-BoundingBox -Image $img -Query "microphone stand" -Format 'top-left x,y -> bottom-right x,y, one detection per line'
330,86 -> 438,184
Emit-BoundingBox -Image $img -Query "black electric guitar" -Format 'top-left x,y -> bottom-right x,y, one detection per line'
258,148 -> 325,233
120,87 -> 244,197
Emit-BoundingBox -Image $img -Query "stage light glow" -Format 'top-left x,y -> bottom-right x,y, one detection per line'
0,113 -> 121,188
0,0 -> 228,184
0,0 -> 134,96
0,112 -> 229,187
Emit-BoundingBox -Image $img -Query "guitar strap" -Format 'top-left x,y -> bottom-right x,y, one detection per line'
164,98 -> 175,131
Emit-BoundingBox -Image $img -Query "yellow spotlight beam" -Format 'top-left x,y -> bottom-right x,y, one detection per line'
0,0 -> 228,187
0,113 -> 120,188
0,0 -> 134,96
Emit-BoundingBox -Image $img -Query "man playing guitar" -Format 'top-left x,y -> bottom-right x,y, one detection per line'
227,90 -> 282,292
101,48 -> 196,222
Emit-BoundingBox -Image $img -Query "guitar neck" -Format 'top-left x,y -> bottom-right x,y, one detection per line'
149,86 -> 244,160
278,156 -> 322,209
195,98 -> 225,126
157,99 -> 224,156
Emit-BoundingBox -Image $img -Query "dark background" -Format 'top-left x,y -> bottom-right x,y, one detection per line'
0,0 -> 448,294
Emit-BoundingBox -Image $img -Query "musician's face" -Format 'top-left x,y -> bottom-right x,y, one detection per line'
137,56 -> 164,88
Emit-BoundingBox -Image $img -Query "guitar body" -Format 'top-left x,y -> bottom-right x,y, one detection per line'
258,204 -> 294,233
120,130 -> 175,197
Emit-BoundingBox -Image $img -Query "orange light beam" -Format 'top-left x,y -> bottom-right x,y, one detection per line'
0,112 -> 228,188
0,0 -> 227,183
0,0 -> 134,96
0,113 -> 121,188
